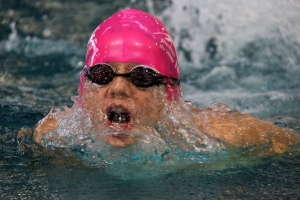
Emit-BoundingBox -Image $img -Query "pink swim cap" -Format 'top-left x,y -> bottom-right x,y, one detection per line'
79,9 -> 181,100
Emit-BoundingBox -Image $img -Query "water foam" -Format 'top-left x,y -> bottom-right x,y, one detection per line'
36,94 -> 224,169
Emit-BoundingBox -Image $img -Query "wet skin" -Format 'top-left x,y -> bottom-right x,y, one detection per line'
18,62 -> 300,154
82,62 -> 167,147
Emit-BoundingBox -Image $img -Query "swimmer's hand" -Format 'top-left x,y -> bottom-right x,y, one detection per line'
17,126 -> 34,145
192,103 -> 300,155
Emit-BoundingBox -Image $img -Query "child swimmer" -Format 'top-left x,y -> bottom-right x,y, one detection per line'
18,9 -> 300,155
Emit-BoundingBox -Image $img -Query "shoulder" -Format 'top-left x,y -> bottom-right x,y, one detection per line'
33,110 -> 59,145
18,108 -> 65,146
191,103 -> 300,154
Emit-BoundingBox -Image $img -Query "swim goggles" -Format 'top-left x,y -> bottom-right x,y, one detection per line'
85,64 -> 180,88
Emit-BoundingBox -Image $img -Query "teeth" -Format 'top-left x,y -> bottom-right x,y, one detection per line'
111,107 -> 126,113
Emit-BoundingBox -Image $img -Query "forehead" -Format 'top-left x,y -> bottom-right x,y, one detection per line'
106,62 -> 161,74
107,62 -> 137,73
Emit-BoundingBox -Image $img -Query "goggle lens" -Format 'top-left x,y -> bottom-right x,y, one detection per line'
130,67 -> 159,87
87,64 -> 114,85
85,64 -> 179,88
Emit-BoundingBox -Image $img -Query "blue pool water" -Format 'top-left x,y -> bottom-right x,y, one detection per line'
1,0 -> 300,199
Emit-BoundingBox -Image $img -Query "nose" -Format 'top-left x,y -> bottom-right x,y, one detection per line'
106,76 -> 133,98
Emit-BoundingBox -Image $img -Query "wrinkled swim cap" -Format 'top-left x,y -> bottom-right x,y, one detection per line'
85,8 -> 179,78
79,8 -> 181,100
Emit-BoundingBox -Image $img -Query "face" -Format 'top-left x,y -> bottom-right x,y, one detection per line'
81,62 -> 169,147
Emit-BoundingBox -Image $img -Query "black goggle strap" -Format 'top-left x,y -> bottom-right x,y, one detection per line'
162,77 -> 180,86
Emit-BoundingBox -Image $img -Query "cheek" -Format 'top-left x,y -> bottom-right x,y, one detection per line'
136,87 -> 167,122
82,85 -> 106,119
151,96 -> 167,119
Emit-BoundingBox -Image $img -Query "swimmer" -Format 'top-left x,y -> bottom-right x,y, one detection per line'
18,9 -> 299,155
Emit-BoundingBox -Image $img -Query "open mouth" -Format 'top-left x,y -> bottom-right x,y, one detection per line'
107,106 -> 131,124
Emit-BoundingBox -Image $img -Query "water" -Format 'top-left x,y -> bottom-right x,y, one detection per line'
1,0 -> 300,199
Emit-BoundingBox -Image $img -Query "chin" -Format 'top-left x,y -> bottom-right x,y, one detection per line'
104,134 -> 134,148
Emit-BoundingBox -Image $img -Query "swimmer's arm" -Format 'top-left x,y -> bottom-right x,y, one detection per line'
18,109 -> 59,146
192,105 -> 300,154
